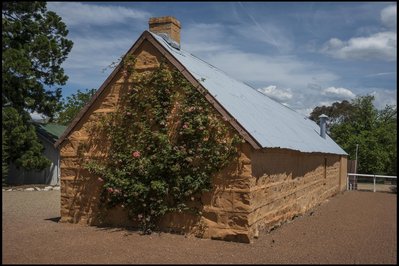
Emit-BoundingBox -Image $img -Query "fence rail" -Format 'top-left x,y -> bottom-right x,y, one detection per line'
347,173 -> 397,192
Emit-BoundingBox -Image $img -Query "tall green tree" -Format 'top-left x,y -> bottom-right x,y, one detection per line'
310,95 -> 397,175
2,2 -> 73,178
55,88 -> 96,126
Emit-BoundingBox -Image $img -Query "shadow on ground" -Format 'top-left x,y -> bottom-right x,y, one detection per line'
45,217 -> 61,223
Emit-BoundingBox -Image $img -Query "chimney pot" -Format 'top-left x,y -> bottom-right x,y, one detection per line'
319,114 -> 328,139
149,16 -> 181,46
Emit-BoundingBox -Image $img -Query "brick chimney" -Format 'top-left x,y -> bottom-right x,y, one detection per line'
149,16 -> 181,46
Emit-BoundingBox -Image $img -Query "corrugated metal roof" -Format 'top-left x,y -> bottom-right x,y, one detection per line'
150,32 -> 347,155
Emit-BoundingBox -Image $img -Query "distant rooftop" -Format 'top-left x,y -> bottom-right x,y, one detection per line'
35,123 -> 67,143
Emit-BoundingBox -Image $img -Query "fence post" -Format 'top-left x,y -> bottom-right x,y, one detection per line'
373,175 -> 376,192
347,175 -> 349,191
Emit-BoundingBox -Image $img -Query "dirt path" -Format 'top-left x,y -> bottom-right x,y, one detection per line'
2,190 -> 397,264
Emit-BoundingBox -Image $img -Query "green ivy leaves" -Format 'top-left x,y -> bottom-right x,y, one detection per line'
85,58 -> 242,233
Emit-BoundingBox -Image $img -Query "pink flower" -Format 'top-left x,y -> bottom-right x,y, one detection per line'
132,151 -> 141,158
188,107 -> 195,112
126,112 -> 131,116
98,177 -> 104,182
107,187 -> 114,193
182,123 -> 189,129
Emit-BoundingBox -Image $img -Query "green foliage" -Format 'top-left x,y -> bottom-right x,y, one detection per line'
2,129 -> 9,185
2,2 -> 72,177
310,95 -> 397,175
309,100 -> 354,133
2,2 -> 73,117
55,88 -> 97,126
85,58 -> 243,233
2,107 -> 51,174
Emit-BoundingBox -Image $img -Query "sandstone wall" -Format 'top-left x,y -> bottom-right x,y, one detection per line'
248,149 -> 347,236
58,39 -> 255,242
59,40 -> 164,225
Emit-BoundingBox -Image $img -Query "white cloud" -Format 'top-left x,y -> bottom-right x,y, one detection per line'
257,85 -> 293,102
256,84 -> 359,117
365,72 -> 396,77
47,2 -> 151,27
381,5 -> 397,29
322,86 -> 356,99
64,35 -> 133,68
61,34 -> 135,88
321,31 -> 396,61
321,5 -> 397,61
200,51 -> 338,89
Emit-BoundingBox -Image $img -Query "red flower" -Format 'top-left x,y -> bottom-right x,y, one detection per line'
132,151 -> 141,158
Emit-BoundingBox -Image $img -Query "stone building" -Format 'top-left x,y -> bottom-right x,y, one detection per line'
55,16 -> 348,243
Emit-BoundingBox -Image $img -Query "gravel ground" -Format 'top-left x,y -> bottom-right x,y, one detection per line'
2,190 -> 397,264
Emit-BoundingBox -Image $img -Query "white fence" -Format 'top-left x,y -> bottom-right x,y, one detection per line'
347,173 -> 397,192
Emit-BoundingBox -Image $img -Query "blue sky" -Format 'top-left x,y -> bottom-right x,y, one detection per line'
46,2 -> 397,116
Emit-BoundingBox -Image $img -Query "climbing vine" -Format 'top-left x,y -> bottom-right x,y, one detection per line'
85,55 -> 243,233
